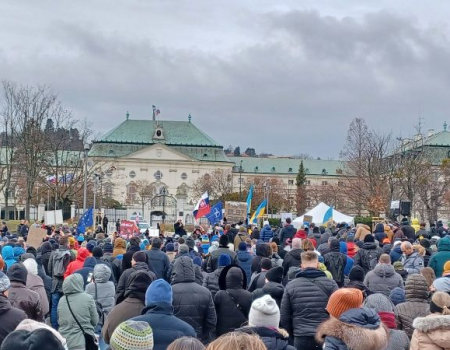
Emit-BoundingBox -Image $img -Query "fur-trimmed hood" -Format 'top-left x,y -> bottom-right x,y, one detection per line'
316,308 -> 389,350
413,314 -> 450,333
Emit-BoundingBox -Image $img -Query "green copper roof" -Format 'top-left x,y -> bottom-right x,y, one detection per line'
424,130 -> 450,146
99,119 -> 222,147
230,157 -> 344,176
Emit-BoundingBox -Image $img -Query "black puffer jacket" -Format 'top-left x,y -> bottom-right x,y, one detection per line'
237,326 -> 296,350
282,249 -> 303,277
280,268 -> 338,337
353,243 -> 383,274
214,265 -> 252,336
279,225 -> 297,246
323,240 -> 347,287
172,256 -> 217,343
0,295 -> 27,347
251,244 -> 271,274
115,262 -> 156,304
39,242 -> 53,276
121,245 -> 140,271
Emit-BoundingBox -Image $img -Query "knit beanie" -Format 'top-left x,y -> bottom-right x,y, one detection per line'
166,243 -> 174,252
178,244 -> 189,255
218,254 -> 232,267
219,234 -> 229,247
1,329 -> 64,350
349,266 -> 365,282
238,242 -> 247,251
26,246 -> 37,258
110,320 -> 154,350
389,287 -> 406,306
92,246 -> 103,258
326,288 -> 364,318
364,293 -> 395,313
15,319 -> 67,349
145,279 -> 173,306
265,266 -> 283,284
0,271 -> 10,293
86,241 -> 96,253
443,261 -> 450,276
7,262 -> 27,284
103,242 -> 114,253
249,295 -> 280,328
23,258 -> 38,276
186,237 -> 195,249
364,235 -> 375,243
260,258 -> 272,271
420,239 -> 431,249
393,261 -> 404,271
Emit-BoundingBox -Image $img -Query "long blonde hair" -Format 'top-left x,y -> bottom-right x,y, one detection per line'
207,332 -> 266,350
432,292 -> 450,315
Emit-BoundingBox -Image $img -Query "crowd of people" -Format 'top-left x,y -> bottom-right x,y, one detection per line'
0,216 -> 450,350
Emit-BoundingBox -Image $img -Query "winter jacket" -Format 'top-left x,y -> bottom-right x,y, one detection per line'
131,302 -> 197,350
364,264 -> 404,296
203,267 -> 224,300
346,242 -> 357,258
237,326 -> 296,350
26,272 -> 50,316
411,314 -> 450,350
166,252 -> 176,263
386,329 -> 410,350
281,268 -> 338,337
279,224 -> 297,246
282,248 -> 303,277
324,244 -> 347,287
236,250 -> 253,282
248,271 -> 268,292
252,281 -> 285,307
353,243 -> 383,274
102,270 -> 149,344
172,256 -> 217,343
74,256 -> 97,288
58,273 -> 98,350
374,224 -> 387,243
2,246 -> 16,270
396,274 -> 430,338
401,224 -> 416,241
390,245 -> 403,263
208,246 -> 238,272
85,264 -> 115,326
402,251 -> 424,275
115,262 -> 156,304
146,247 -> 170,280
40,242 -> 53,275
48,246 -> 73,293
251,244 -> 272,274
355,224 -> 371,242
260,225 -> 273,243
429,236 -> 450,277
111,256 -> 123,282
214,265 -> 252,336
122,245 -> 140,271
7,264 -> 44,322
234,233 -> 249,250
63,248 -> 89,279
112,238 -> 126,257
271,253 -> 283,268
0,295 -> 27,347
316,308 -> 389,350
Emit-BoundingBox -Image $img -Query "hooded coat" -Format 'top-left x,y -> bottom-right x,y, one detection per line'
74,256 -> 97,288
23,259 -> 50,316
115,262 -> 156,304
390,245 -> 403,263
237,326 -> 296,350
2,246 -> 16,270
364,264 -> 404,296
7,263 -> 44,322
282,248 -> 303,277
214,265 -> 252,336
40,242 -> 53,275
410,314 -> 450,350
374,223 -> 387,243
252,244 -> 272,274
396,274 -> 430,338
85,264 -> 115,326
260,224 -> 274,243
316,308 -> 390,350
236,249 -> 253,282
429,236 -> 450,278
63,247 -> 90,279
171,256 -> 217,343
279,224 -> 297,246
146,247 -> 170,280
112,238 -> 126,257
281,268 -> 338,337
0,294 -> 27,348
208,246 -> 238,272
58,273 -> 98,350
102,270 -> 151,344
324,240 -> 347,287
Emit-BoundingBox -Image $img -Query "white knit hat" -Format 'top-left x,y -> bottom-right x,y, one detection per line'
22,258 -> 38,276
249,294 -> 280,328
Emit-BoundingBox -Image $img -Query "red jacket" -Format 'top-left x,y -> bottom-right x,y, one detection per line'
64,247 -> 90,278
294,230 -> 307,240
346,242 -> 357,259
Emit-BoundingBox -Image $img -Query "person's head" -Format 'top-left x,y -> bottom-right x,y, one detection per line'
326,288 -> 364,318
285,217 -> 291,224
379,254 -> 391,265
292,238 -> 302,249
300,251 -> 319,269
249,294 -> 280,328
218,254 -> 232,268
430,291 -> 450,315
238,242 -> 247,251
421,267 -> 437,288
132,251 -> 148,266
129,237 -> 140,248
219,234 -> 229,247
263,220 -> 270,227
389,287 -> 406,306
145,279 -> 173,306
364,234 -> 375,243
260,258 -> 272,272
206,332 -> 267,350
0,271 -> 10,297
92,247 -> 103,258
179,244 -> 189,255
348,266 -> 365,282
22,258 -> 38,276
167,337 -> 205,350
269,242 -> 278,253
110,320 -> 154,350
7,262 -> 27,285
59,236 -> 69,247
401,241 -> 413,256
1,328 -> 65,350
301,238 -> 315,251
265,266 -> 283,284
151,237 -> 162,249
363,293 -> 395,314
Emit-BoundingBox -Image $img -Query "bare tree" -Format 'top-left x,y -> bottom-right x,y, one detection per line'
191,169 -> 233,202
134,180 -> 156,216
245,176 -> 290,214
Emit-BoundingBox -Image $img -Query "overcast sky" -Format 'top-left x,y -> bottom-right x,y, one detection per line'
1,1 -> 450,158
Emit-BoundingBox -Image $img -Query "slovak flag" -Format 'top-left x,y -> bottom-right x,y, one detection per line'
193,192 -> 210,219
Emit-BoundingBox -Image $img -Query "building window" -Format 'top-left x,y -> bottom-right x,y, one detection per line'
238,178 -> 243,184
288,180 -> 294,185
127,182 -> 137,203
271,167 -> 276,172
254,166 -> 259,172
322,181 -> 328,186
104,183 -> 113,198
154,170 -> 162,180
288,168 -> 293,172
181,172 -> 188,180
305,168 -> 310,174
306,180 -> 311,186
129,171 -> 136,178
322,169 -> 328,175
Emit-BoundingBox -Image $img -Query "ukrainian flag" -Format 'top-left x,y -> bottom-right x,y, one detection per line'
323,206 -> 333,225
250,199 -> 267,224
246,184 -> 253,216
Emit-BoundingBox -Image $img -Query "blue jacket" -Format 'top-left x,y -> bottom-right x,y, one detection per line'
2,246 -> 16,271
260,225 -> 273,243
146,248 -> 170,281
390,245 -> 402,263
236,250 -> 253,282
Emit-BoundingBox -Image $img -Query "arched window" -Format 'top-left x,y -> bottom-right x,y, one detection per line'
127,182 -> 137,203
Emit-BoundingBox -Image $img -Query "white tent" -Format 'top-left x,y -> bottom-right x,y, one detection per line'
293,202 -> 354,228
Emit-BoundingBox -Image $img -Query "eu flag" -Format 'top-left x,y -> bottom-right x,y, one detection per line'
205,201 -> 223,224
77,207 -> 94,234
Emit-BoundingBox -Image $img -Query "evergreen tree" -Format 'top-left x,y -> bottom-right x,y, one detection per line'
296,161 -> 308,215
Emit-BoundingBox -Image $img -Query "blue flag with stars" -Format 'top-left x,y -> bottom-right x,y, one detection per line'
77,207 -> 94,234
205,201 -> 223,224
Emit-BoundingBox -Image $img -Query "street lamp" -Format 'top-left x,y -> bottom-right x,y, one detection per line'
263,180 -> 271,216
239,160 -> 243,201
161,187 -> 168,223
82,142 -> 90,213
93,173 -> 102,226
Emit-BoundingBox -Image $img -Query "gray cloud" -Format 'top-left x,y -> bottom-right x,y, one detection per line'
1,1 -> 450,157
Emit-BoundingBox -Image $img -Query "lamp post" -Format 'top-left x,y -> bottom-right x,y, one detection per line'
161,187 -> 168,224
239,160 -> 243,201
263,180 -> 270,216
93,173 -> 101,227
82,142 -> 90,213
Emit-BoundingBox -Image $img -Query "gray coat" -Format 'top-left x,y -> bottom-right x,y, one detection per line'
401,252 -> 424,275
85,264 -> 115,326
364,264 -> 404,296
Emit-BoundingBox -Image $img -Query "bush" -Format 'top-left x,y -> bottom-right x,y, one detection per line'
268,218 -> 282,227
354,216 -> 372,227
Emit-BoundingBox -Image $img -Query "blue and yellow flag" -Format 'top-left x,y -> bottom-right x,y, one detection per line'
323,206 -> 333,225
250,199 -> 267,224
246,184 -> 253,216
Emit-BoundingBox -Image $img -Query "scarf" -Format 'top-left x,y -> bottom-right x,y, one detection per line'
378,311 -> 396,329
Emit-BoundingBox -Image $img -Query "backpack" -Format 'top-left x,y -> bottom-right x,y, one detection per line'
52,250 -> 71,277
363,249 -> 379,271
